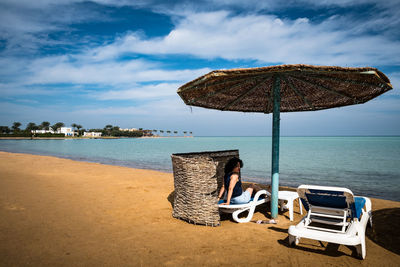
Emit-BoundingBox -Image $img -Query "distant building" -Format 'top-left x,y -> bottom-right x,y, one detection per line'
32,129 -> 54,134
58,127 -> 74,136
119,128 -> 138,132
83,132 -> 102,137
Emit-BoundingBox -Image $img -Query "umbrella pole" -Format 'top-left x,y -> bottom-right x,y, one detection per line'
271,75 -> 281,219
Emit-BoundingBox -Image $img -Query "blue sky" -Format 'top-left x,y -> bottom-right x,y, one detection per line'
0,0 -> 399,136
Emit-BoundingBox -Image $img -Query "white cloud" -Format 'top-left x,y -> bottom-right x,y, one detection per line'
24,53 -> 210,86
71,106 -> 150,116
0,83 -> 60,96
83,11 -> 400,66
93,83 -> 181,100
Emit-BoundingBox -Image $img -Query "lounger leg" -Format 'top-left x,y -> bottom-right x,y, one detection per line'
232,207 -> 253,223
356,240 -> 366,260
355,225 -> 367,260
360,227 -> 366,259
364,197 -> 372,228
288,235 -> 296,246
279,200 -> 284,212
288,235 -> 299,246
288,199 -> 294,221
361,239 -> 366,259
298,198 -> 303,215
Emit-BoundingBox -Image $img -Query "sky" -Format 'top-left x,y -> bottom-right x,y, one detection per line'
0,0 -> 399,136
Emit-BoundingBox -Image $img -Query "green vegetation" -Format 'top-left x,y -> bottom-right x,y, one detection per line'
35,133 -> 65,137
0,122 -> 194,138
0,132 -> 31,137
12,122 -> 21,132
101,125 -> 144,137
51,122 -> 65,132
40,121 -> 50,130
0,126 -> 11,134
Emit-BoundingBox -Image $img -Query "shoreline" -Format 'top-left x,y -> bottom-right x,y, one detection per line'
1,150 -> 399,205
0,151 -> 399,266
0,149 -> 399,202
0,136 -> 193,140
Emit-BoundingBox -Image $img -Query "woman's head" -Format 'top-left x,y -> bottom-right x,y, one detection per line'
224,157 -> 243,174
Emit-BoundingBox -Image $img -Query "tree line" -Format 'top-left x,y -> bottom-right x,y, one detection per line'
0,122 -> 193,137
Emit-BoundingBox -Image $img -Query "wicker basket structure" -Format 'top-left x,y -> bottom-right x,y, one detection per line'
171,150 -> 239,226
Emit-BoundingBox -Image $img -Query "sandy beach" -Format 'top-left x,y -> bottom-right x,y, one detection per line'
0,151 -> 399,266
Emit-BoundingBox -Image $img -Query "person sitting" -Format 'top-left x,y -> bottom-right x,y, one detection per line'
218,157 -> 260,205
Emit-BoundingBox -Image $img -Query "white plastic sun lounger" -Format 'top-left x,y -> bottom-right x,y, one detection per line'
218,190 -> 270,223
288,185 -> 372,259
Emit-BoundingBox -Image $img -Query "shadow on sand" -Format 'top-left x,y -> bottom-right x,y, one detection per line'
269,227 -> 360,258
276,235 -> 361,259
167,190 -> 175,209
366,207 -> 400,255
269,207 -> 400,258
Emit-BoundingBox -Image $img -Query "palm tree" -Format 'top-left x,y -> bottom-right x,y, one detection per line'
40,121 -> 50,130
190,131 -> 193,136
76,125 -> 82,136
166,130 -> 171,136
51,122 -> 64,133
103,124 -> 113,136
71,123 -> 78,136
152,129 -> 157,136
12,122 -> 21,133
174,131 -> 178,136
183,131 -> 187,137
160,130 -> 164,136
25,122 -> 38,133
0,126 -> 11,134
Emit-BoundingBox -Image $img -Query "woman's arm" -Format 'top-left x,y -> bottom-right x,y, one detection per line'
217,184 -> 225,200
222,174 -> 239,205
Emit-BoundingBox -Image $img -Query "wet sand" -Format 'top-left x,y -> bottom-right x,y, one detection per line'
0,151 -> 399,266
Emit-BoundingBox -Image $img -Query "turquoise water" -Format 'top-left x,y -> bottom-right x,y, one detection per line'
1,136 -> 399,201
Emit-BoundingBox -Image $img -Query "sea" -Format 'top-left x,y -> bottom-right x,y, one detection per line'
0,136 -> 399,201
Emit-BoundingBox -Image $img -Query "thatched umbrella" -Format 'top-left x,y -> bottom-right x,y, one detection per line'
177,64 -> 393,219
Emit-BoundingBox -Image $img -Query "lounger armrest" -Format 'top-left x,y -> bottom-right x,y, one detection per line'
253,189 -> 270,201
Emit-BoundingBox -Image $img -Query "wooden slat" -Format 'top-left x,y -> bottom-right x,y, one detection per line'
282,75 -> 315,111
290,75 -> 361,104
222,77 -> 272,111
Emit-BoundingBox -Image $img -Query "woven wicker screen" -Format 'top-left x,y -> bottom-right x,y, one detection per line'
171,150 -> 239,226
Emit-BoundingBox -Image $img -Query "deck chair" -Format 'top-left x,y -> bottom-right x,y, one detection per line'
218,190 -> 270,223
288,185 -> 372,259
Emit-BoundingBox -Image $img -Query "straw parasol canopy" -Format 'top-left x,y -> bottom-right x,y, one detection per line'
177,64 -> 392,113
177,64 -> 393,219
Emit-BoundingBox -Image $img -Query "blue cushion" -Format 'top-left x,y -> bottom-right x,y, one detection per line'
300,192 -> 366,220
218,197 -> 253,205
352,197 -> 366,220
305,192 -> 347,209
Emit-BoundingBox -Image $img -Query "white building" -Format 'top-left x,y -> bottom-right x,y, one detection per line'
83,132 -> 102,137
32,129 -> 54,134
119,128 -> 138,132
58,127 -> 75,136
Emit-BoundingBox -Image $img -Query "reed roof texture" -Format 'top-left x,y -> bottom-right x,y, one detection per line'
177,64 -> 393,113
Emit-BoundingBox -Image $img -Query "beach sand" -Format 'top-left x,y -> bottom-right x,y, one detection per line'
0,151 -> 399,266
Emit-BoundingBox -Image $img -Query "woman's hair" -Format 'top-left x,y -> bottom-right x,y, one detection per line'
224,157 -> 243,174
